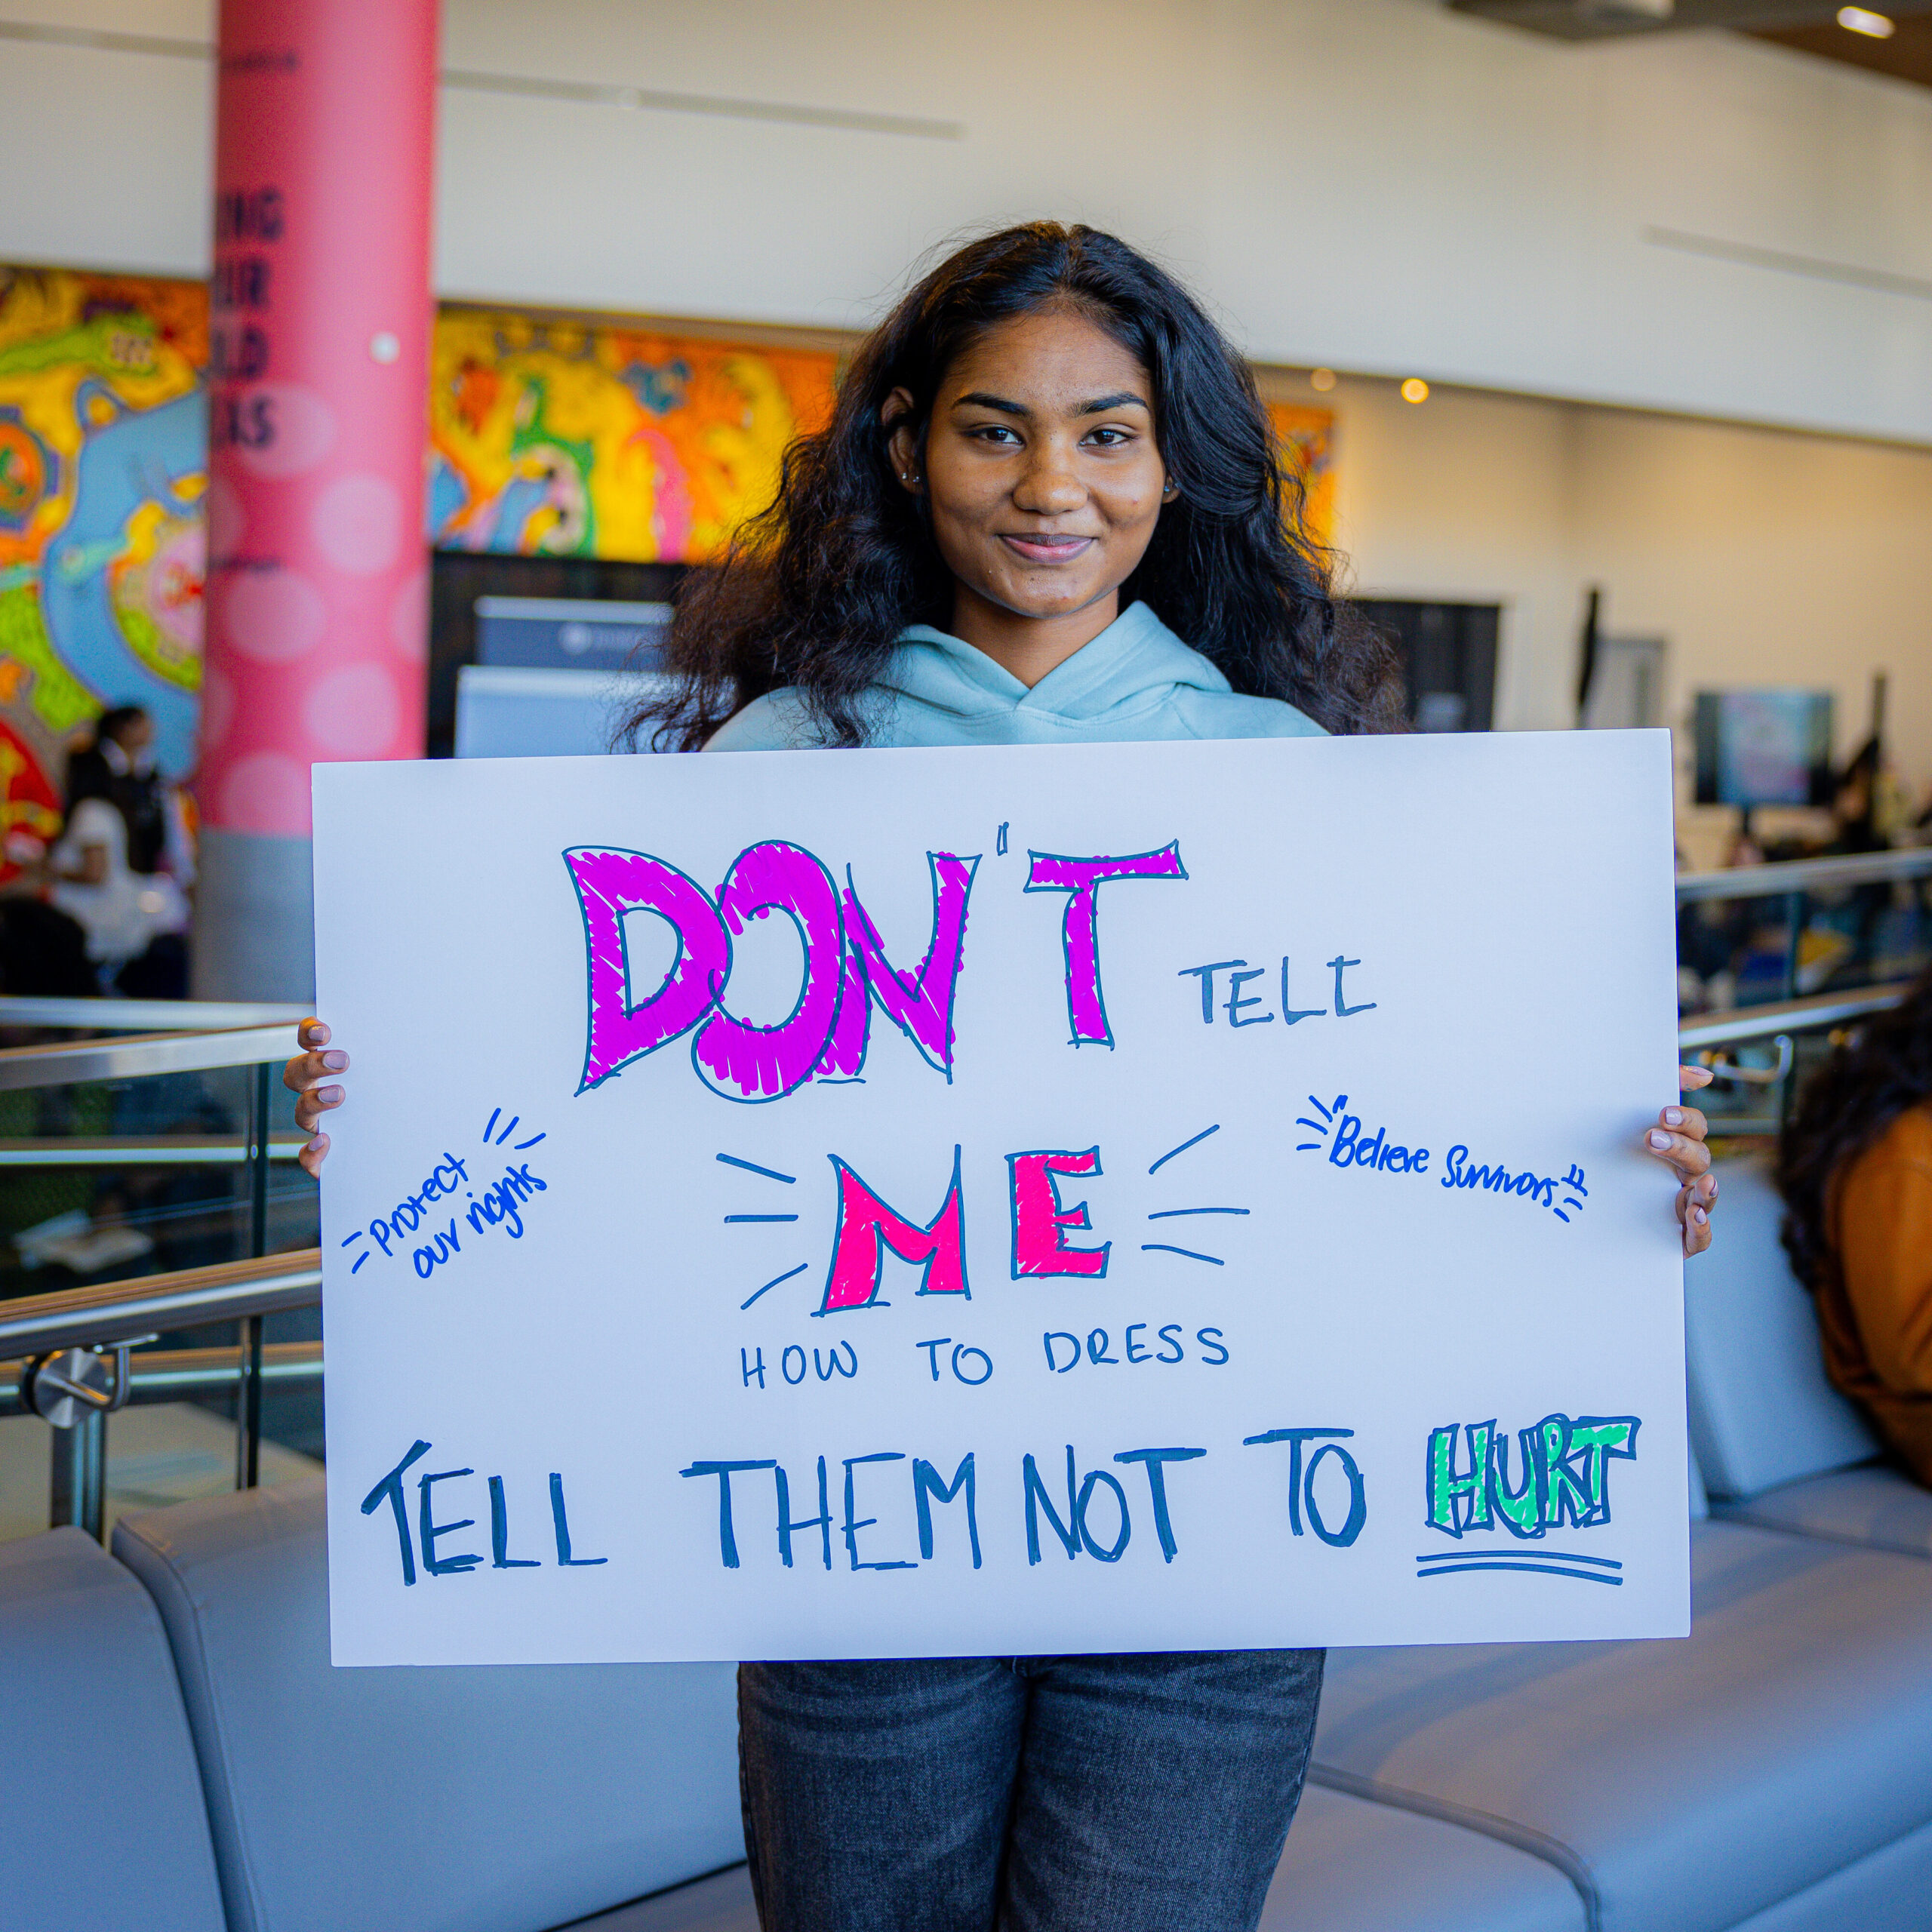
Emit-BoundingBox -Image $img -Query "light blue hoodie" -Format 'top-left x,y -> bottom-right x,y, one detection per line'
703,599 -> 1324,751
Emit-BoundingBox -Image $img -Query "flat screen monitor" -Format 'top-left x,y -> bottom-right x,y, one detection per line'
473,596 -> 671,672
1692,691 -> 1835,809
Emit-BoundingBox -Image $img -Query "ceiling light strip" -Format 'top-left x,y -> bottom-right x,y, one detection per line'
0,18 -> 206,60
440,69 -> 962,139
1645,226 -> 1932,303
0,19 -> 963,140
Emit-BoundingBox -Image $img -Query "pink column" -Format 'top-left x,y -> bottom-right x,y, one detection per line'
196,0 -> 438,997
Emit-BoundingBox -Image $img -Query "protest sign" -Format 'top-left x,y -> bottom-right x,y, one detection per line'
313,730 -> 1687,1666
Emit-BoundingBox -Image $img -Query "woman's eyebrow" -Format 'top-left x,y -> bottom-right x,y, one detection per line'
953,391 -> 1028,416
950,389 -> 1149,417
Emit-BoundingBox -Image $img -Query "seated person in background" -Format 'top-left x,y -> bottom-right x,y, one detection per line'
1779,966 -> 1932,1484
65,704 -> 168,872
0,830 -> 95,999
51,707 -> 189,996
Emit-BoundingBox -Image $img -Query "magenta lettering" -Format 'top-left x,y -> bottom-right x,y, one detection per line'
1024,844 -> 1186,1046
814,941 -> 872,1081
565,845 -> 979,1102
1008,1147 -> 1111,1279
842,854 -> 979,1079
566,848 -> 731,1092
820,1147 -> 970,1313
693,842 -> 844,1103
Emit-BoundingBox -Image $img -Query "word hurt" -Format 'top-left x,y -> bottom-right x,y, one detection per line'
1428,1412 -> 1638,1538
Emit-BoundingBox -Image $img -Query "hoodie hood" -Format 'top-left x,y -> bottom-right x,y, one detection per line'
703,598 -> 1324,752
875,602 -> 1233,740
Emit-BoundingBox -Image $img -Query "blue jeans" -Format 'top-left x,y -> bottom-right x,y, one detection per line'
737,1649 -> 1326,1931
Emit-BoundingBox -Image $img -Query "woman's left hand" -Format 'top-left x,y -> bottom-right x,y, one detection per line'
1647,1065 -> 1718,1257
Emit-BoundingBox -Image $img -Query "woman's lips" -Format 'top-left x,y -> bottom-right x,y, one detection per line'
1000,534 -> 1094,564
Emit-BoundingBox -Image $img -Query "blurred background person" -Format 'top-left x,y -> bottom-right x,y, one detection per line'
50,705 -> 191,997
65,704 -> 168,871
0,828 -> 95,1000
1779,966 -> 1932,1486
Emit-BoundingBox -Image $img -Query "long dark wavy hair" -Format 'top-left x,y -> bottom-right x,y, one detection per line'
1778,964 -> 1932,1291
623,222 -> 1404,751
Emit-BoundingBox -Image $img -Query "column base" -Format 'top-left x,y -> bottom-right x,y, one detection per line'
192,828 -> 315,1003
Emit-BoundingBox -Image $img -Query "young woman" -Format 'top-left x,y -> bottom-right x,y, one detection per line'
288,223 -> 1716,1932
1778,964 -> 1932,1484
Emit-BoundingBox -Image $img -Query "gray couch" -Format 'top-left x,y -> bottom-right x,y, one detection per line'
5,1157 -> 1930,1931
1306,1158 -> 1932,1932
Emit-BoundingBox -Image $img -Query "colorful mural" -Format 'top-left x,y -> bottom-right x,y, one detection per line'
0,266 -> 1340,884
0,281 -> 841,875
426,311 -> 840,563
0,269 -> 208,871
1268,402 -> 1337,552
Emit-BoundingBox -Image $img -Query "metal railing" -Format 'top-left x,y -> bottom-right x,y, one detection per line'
0,1136 -> 307,1168
0,1248 -> 323,1359
1676,981 -> 1915,1053
1674,845 -> 1932,1011
0,1251 -> 322,1539
1672,845 -> 1927,1128
0,995 -> 309,1032
1674,846 -> 1932,904
0,1337 -> 322,1408
0,974 -> 1916,1544
0,1023 -> 300,1091
1675,981 -> 1913,1137
0,1004 -> 307,1537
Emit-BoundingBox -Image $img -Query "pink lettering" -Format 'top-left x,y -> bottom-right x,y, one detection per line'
819,1147 -> 969,1313
1008,1147 -> 1110,1278
565,848 -> 731,1092
841,854 -> 979,1078
569,844 -> 982,1100
1024,843 -> 1187,1046
813,940 -> 871,1081
694,842 -> 844,1103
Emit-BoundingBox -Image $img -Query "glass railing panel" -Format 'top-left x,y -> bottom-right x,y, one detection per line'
2,970 -> 1921,1544
0,1331 -> 323,1545
0,1063 -> 315,1293
1676,849 -> 1932,1019
0,1016 -> 319,1544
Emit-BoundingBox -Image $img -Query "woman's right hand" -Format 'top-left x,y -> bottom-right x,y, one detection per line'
284,1017 -> 348,1179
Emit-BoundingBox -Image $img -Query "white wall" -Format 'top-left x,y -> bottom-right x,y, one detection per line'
5,0 -> 1932,442
1293,370 -> 1932,852
6,0 -> 1930,838
1289,375 -> 1586,735
1577,406 -> 1932,856
0,0 -> 213,274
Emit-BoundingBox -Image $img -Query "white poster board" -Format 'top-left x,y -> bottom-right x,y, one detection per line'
314,731 -> 1688,1666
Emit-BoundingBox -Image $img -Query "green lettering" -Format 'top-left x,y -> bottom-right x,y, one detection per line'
1426,1421 -> 1493,1536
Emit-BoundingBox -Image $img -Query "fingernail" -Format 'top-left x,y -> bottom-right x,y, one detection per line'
1709,1178 -> 1718,1199
306,1135 -> 325,1152
321,1051 -> 347,1070
1649,1130 -> 1672,1149
319,1085 -> 342,1105
1694,1205 -> 1708,1224
1664,1107 -> 1684,1126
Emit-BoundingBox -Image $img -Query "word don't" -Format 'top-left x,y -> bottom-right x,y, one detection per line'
565,838 -> 1190,1102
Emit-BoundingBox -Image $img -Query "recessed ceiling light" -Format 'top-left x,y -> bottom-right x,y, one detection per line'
1838,7 -> 1895,38
1309,368 -> 1337,392
1401,377 -> 1429,404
